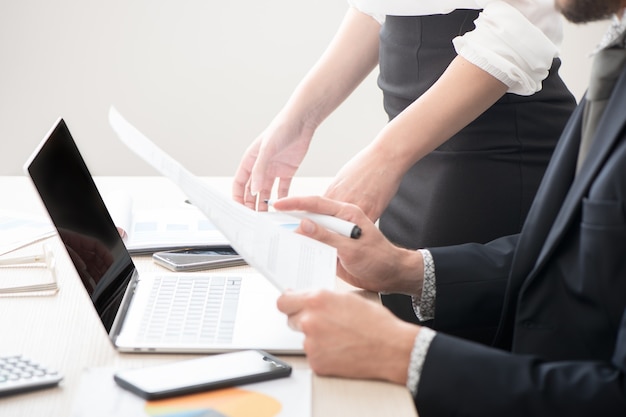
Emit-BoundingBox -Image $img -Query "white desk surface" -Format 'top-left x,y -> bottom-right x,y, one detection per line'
0,176 -> 417,417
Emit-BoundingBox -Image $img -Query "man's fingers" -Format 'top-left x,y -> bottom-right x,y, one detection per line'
276,291 -> 307,315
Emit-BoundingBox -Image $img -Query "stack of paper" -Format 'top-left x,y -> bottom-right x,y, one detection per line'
0,210 -> 55,256
0,244 -> 58,297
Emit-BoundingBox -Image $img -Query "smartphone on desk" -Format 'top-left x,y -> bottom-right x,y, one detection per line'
113,350 -> 292,400
152,246 -> 246,272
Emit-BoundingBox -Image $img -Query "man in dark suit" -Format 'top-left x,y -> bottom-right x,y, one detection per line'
274,0 -> 626,415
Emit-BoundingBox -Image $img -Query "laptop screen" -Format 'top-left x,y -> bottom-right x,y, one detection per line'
25,119 -> 135,332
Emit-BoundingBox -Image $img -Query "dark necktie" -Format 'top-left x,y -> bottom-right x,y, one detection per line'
576,42 -> 626,174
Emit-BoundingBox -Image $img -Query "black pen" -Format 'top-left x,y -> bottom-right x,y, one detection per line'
265,199 -> 362,239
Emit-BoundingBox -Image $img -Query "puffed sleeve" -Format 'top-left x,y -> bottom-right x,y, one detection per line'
453,0 -> 561,95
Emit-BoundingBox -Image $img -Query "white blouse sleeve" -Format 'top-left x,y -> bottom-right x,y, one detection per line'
454,0 -> 561,95
346,0 -> 563,95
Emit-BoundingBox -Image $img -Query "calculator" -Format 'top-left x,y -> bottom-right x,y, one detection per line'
0,354 -> 63,396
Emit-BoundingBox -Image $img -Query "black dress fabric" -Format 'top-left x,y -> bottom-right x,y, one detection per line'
377,11 -> 577,327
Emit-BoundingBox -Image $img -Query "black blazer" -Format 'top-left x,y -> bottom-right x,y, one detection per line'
416,65 -> 626,416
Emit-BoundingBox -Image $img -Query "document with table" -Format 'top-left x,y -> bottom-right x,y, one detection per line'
109,106 -> 337,292
104,190 -> 230,254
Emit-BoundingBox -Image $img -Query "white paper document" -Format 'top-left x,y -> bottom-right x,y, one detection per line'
109,106 -> 337,292
104,190 -> 230,254
0,210 -> 55,256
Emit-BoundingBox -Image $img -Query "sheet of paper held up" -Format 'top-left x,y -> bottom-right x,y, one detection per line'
108,106 -> 336,292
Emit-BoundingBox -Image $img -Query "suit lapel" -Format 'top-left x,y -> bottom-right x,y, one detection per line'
530,67 -> 626,277
495,68 -> 626,346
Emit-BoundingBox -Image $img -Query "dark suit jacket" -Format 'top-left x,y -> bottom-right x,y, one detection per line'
415,65 -> 626,416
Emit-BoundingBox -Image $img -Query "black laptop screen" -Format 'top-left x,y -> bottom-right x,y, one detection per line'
26,119 -> 135,332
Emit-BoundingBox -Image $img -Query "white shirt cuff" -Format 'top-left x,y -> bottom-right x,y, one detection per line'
406,326 -> 437,396
412,249 -> 436,321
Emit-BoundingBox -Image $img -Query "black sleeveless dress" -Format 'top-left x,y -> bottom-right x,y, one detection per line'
377,11 -> 577,326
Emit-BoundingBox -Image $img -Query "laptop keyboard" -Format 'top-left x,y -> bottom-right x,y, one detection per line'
137,275 -> 242,345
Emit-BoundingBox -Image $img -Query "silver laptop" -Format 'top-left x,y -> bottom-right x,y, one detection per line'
24,118 -> 303,354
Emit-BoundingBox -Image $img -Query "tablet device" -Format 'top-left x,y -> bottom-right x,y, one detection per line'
152,247 -> 246,272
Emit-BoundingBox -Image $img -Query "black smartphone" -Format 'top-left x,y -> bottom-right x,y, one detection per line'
152,247 -> 246,272
113,350 -> 292,400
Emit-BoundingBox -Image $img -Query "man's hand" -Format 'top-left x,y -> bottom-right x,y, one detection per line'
277,290 -> 420,385
272,196 -> 424,296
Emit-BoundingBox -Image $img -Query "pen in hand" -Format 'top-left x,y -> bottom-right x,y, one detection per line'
265,199 -> 362,239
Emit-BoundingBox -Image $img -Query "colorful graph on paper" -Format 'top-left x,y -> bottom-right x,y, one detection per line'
144,387 -> 282,417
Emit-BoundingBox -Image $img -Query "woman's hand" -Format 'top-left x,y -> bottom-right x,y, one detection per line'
232,116 -> 314,211
324,143 -> 405,221
232,8 -> 380,211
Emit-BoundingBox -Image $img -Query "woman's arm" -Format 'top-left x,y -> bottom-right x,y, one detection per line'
232,7 -> 380,209
324,1 -> 562,220
325,56 -> 508,220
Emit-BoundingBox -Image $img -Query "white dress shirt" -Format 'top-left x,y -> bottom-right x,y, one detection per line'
347,0 -> 563,95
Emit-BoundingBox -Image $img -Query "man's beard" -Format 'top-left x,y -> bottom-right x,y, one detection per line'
556,0 -> 622,23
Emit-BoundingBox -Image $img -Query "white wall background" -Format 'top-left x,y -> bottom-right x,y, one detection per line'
0,1 -> 611,178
